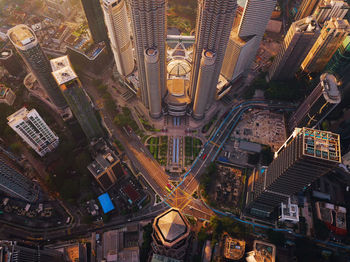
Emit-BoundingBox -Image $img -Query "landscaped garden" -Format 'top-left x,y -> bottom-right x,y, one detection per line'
184,136 -> 203,166
145,136 -> 168,165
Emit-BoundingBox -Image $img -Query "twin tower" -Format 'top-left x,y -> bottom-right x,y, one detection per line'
102,0 -> 237,119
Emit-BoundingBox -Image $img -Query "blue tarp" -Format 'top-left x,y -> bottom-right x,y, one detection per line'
98,193 -> 115,214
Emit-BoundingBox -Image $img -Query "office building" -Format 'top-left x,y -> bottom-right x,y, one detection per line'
152,208 -> 191,260
301,18 -> 350,73
326,36 -> 350,85
238,0 -> 277,39
81,0 -> 109,43
268,16 -> 320,81
0,152 -> 39,202
0,49 -> 24,77
7,107 -> 59,157
88,142 -> 120,191
246,127 -> 341,217
129,0 -> 166,118
288,73 -> 341,131
102,0 -> 134,77
313,0 -> 349,25
296,0 -> 320,20
7,25 -> 68,110
50,56 -> 104,140
191,0 -> 237,119
0,241 -> 64,262
0,83 -> 16,106
221,0 -> 276,82
221,28 -> 258,80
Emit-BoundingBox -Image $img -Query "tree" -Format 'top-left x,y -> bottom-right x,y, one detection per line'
314,219 -> 330,241
261,146 -> 274,166
267,229 -> 286,247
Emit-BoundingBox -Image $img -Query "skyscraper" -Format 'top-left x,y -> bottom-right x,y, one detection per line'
268,16 -> 320,81
129,0 -> 166,118
102,0 -> 134,76
288,73 -> 341,131
221,0 -> 276,82
295,0 -> 320,20
0,152 -> 39,202
301,18 -> 350,73
238,0 -> 277,39
81,0 -> 109,43
191,0 -> 237,119
0,49 -> 24,77
313,0 -> 349,25
152,208 -> 191,260
7,25 -> 68,110
7,107 -> 59,157
50,56 -> 104,140
221,28 -> 258,81
325,36 -> 350,85
246,127 -> 341,217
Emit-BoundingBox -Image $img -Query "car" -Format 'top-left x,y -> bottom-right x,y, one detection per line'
167,183 -> 173,190
202,153 -> 207,160
165,186 -> 171,193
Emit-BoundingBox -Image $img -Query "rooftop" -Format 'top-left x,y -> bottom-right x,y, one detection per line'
320,73 -> 341,103
98,193 -> 115,214
0,49 -> 13,59
154,208 -> 190,245
7,107 -> 30,123
7,24 -> 36,48
151,254 -> 181,262
50,55 -> 71,71
52,65 -> 77,85
223,234 -> 245,260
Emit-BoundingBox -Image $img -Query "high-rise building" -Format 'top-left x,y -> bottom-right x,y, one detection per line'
0,152 -> 39,202
221,0 -> 276,82
326,36 -> 350,85
295,0 -> 320,20
152,208 -> 191,260
0,241 -> 64,262
313,0 -> 349,25
81,0 -> 109,43
301,18 -> 350,73
7,107 -> 59,157
50,56 -> 104,140
268,16 -> 320,81
191,0 -> 237,119
7,25 -> 68,110
238,0 -> 277,39
246,127 -> 341,217
0,83 -> 16,106
0,49 -> 24,77
129,0 -> 166,118
221,28 -> 258,81
102,0 -> 134,77
288,73 -> 341,131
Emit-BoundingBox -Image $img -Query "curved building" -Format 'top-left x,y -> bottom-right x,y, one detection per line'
190,0 -> 237,108
7,25 -> 67,110
144,48 -> 162,118
192,50 -> 217,119
152,208 -> 191,260
102,0 -> 134,76
129,0 -> 167,115
288,73 -> 341,131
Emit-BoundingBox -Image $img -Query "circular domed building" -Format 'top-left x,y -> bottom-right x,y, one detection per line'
151,208 -> 191,260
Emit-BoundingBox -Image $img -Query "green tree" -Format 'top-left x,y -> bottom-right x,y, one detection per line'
267,229 -> 286,247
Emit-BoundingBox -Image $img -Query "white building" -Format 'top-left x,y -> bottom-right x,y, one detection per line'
279,198 -> 299,223
102,0 -> 134,77
7,108 -> 59,157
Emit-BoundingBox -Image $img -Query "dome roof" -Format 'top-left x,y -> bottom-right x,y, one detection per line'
167,59 -> 191,77
156,209 -> 188,242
